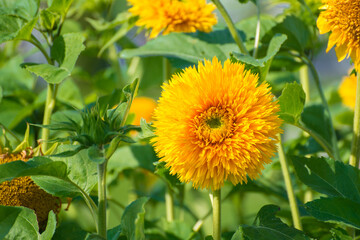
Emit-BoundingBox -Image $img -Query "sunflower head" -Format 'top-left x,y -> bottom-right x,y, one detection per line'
317,0 -> 360,70
152,57 -> 282,190
339,72 -> 357,109
128,0 -> 217,38
0,148 -> 61,231
129,97 -> 157,125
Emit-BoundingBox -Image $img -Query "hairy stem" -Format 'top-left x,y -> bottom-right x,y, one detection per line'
165,186 -> 175,222
97,161 -> 108,239
212,189 -> 221,240
211,0 -> 249,55
299,65 -> 310,102
278,134 -> 302,230
253,0 -> 261,58
41,84 -> 58,152
350,74 -> 360,168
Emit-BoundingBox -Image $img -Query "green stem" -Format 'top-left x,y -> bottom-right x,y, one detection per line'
253,0 -> 261,58
296,124 -> 335,159
299,65 -> 310,102
41,84 -> 58,152
350,74 -> 360,168
79,187 -> 99,231
212,189 -> 221,240
277,133 -> 302,230
29,35 -> 53,64
165,186 -> 175,222
97,161 -> 108,239
211,0 -> 249,55
163,57 -> 171,82
303,56 -> 340,161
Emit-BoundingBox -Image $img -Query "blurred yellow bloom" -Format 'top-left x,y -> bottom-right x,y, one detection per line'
317,0 -> 360,70
129,97 -> 157,125
0,148 -> 61,231
152,57 -> 282,190
128,0 -> 217,38
339,73 -> 357,109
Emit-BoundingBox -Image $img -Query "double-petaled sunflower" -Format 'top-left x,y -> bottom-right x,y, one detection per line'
128,0 -> 217,38
152,57 -> 282,190
0,148 -> 61,231
317,0 -> 360,70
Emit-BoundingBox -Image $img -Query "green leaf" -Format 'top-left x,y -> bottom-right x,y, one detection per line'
24,63 -> 70,84
232,205 -> 309,240
154,162 -> 183,192
0,86 -> 3,104
52,221 -> 88,240
51,144 -> 98,195
108,144 -> 157,173
231,34 -> 287,81
40,9 -> 59,31
300,104 -> 333,152
305,197 -> 360,229
40,211 -> 57,240
121,197 -> 149,240
51,33 -> 85,72
87,145 -> 105,164
0,206 -> 39,240
291,156 -> 360,202
107,225 -> 122,240
235,15 -> 277,43
139,118 -> 155,139
330,228 -> 352,240
48,0 -> 74,16
0,0 -> 39,43
120,33 -> 227,63
278,82 -> 306,124
271,15 -> 311,52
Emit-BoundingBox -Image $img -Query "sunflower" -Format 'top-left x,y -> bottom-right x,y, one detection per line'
0,148 -> 61,231
128,0 -> 217,38
339,72 -> 357,109
152,57 -> 282,190
129,97 -> 157,125
317,0 -> 360,70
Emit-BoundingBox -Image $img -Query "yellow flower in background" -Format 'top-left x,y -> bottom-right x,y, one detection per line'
339,73 -> 357,109
129,97 -> 157,125
0,148 -> 61,231
317,0 -> 360,70
152,57 -> 282,190
128,0 -> 217,38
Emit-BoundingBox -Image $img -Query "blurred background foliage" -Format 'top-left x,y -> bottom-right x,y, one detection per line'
0,0 -> 356,239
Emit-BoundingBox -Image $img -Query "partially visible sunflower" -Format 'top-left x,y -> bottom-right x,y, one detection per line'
129,97 -> 157,125
339,72 -> 357,109
317,0 -> 360,70
128,0 -> 217,38
152,57 -> 282,190
0,148 -> 61,231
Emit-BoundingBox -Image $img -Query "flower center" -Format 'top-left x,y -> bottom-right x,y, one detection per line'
193,107 -> 235,144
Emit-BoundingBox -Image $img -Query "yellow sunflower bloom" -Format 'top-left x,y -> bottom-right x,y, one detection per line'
339,73 -> 357,109
129,96 -> 157,125
317,0 -> 360,70
152,57 -> 282,190
0,148 -> 61,231
128,0 -> 217,38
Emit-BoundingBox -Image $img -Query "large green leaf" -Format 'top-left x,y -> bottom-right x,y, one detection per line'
0,206 -> 56,240
278,82 -> 306,124
48,0 -> 74,16
232,205 -> 309,240
0,0 -> 39,43
291,156 -> 360,202
51,33 -> 85,72
24,64 -> 71,84
121,197 -> 149,240
231,34 -> 287,81
120,33 -> 227,63
305,197 -> 360,229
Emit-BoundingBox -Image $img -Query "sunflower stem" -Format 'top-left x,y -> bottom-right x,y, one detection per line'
349,73 -> 360,168
211,0 -> 249,55
212,189 -> 221,240
253,0 -> 261,58
299,65 -> 310,102
97,160 -> 108,239
163,57 -> 171,82
41,84 -> 58,152
277,133 -> 302,230
303,56 -> 340,161
165,186 -> 175,222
